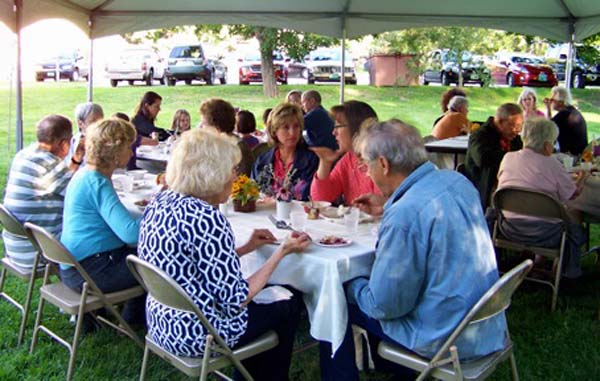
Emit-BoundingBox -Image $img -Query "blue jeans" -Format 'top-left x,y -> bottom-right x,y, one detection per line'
319,303 -> 416,381
60,246 -> 146,324
233,293 -> 302,381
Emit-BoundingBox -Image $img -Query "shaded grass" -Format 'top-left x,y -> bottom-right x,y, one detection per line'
0,83 -> 599,380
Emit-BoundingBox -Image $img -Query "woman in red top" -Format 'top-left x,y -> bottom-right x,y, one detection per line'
310,101 -> 381,205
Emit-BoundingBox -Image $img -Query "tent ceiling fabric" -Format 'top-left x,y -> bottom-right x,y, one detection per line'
1,0 -> 600,41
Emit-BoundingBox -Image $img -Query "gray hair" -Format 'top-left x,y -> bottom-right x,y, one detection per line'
356,119 -> 427,174
496,103 -> 522,121
517,87 -> 538,105
551,86 -> 572,105
521,117 -> 559,153
74,102 -> 104,123
167,128 -> 241,198
448,96 -> 468,112
301,90 -> 322,104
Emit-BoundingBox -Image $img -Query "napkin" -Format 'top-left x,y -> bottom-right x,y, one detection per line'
252,286 -> 293,304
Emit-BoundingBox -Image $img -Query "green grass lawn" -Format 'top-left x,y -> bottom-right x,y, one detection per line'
0,83 -> 599,380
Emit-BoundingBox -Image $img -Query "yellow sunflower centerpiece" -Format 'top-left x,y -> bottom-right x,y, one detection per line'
231,174 -> 259,212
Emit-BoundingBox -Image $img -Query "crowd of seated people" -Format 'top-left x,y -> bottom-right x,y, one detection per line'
1,83 -> 593,381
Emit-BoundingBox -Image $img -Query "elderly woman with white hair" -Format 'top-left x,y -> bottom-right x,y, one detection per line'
138,129 -> 311,381
66,102 -> 104,166
431,95 -> 469,140
497,117 -> 587,278
543,86 -> 588,155
518,87 -> 545,119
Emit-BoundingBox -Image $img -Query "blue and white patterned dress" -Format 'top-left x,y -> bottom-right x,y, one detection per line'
138,190 -> 249,357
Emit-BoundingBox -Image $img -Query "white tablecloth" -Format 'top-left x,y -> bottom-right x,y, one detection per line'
115,173 -> 160,219
229,203 -> 377,355
136,145 -> 169,163
568,174 -> 600,218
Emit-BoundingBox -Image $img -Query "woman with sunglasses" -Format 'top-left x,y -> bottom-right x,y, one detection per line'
310,100 -> 382,205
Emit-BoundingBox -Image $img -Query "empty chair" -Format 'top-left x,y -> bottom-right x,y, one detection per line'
0,204 -> 47,345
126,255 -> 279,381
25,222 -> 144,381
378,259 -> 533,381
492,186 -> 572,311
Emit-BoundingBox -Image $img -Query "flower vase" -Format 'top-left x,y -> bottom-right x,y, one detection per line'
276,200 -> 292,220
233,199 -> 256,213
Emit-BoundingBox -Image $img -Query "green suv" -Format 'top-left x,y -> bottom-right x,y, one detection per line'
165,44 -> 215,86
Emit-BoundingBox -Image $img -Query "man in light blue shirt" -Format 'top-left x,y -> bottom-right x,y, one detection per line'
320,120 -> 506,380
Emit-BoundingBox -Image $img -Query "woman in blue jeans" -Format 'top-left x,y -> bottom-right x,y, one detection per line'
138,128 -> 311,381
60,117 -> 144,325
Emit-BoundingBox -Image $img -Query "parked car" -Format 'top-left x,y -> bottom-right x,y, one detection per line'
165,44 -> 214,86
546,44 -> 600,88
305,48 -> 356,84
238,52 -> 288,85
35,51 -> 88,82
488,53 -> 558,87
208,58 -> 227,84
105,48 -> 165,87
421,49 -> 488,86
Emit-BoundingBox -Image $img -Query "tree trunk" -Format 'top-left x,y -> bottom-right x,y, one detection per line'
256,29 -> 278,98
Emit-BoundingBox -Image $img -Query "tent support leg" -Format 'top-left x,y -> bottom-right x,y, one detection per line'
339,26 -> 347,104
14,0 -> 23,151
87,19 -> 94,102
564,22 -> 575,89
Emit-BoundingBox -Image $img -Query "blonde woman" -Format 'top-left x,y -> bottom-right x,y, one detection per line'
251,103 -> 319,201
60,118 -> 144,326
169,109 -> 191,136
518,87 -> 545,119
138,129 -> 310,380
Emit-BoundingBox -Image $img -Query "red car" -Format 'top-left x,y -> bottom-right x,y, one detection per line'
238,52 -> 288,85
489,53 -> 557,87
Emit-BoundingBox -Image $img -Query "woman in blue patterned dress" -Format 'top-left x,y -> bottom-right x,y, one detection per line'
138,128 -> 311,381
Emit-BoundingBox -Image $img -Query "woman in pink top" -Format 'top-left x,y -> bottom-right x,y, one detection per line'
310,101 -> 381,205
518,87 -> 546,119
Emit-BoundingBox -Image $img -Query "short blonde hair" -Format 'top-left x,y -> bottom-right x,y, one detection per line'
166,128 -> 241,197
86,118 -> 136,170
266,103 -> 304,145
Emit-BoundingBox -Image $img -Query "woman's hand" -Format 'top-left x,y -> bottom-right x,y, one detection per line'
236,229 -> 277,256
281,231 -> 312,255
311,147 -> 344,180
352,193 -> 386,217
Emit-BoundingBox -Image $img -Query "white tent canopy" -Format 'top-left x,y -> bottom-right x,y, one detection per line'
3,0 -> 600,149
2,0 -> 600,41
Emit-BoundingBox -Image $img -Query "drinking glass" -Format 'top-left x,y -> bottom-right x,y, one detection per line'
343,208 -> 360,235
290,211 -> 307,232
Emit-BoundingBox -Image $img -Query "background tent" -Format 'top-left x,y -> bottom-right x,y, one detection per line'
3,0 -> 600,149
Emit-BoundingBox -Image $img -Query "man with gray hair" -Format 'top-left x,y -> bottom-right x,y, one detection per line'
319,120 -> 506,380
3,115 -> 81,268
465,103 -> 523,209
66,102 -> 104,166
497,117 -> 586,278
301,90 -> 338,150
543,86 -> 587,155
432,95 -> 469,140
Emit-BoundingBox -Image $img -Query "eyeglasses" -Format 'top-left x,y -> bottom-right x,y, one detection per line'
333,124 -> 348,130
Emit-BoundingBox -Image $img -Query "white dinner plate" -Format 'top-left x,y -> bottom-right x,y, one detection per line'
314,237 -> 352,248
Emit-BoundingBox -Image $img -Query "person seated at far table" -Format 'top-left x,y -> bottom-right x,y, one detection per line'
66,102 -> 104,167
432,95 -> 470,140
286,89 -> 303,109
464,103 -> 523,210
169,109 -> 191,137
301,90 -> 338,150
236,110 -> 260,149
60,118 -> 145,326
138,128 -> 311,381
433,87 -> 467,126
132,91 -> 171,141
310,100 -> 381,205
200,98 -> 255,176
319,120 -> 506,381
518,87 -> 546,119
3,115 -> 82,268
544,86 -> 588,156
113,112 -> 158,171
252,103 -> 319,201
497,117 -> 587,278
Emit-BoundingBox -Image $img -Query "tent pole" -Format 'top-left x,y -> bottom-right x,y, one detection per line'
14,0 -> 23,151
87,19 -> 94,102
339,26 -> 347,104
564,22 -> 575,89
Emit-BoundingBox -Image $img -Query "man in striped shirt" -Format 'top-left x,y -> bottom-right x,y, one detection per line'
2,115 -> 83,268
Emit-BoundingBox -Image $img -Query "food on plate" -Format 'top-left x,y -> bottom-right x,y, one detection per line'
307,207 -> 320,220
319,235 -> 348,245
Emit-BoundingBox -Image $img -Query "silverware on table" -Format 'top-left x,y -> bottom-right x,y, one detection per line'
268,214 -> 293,230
